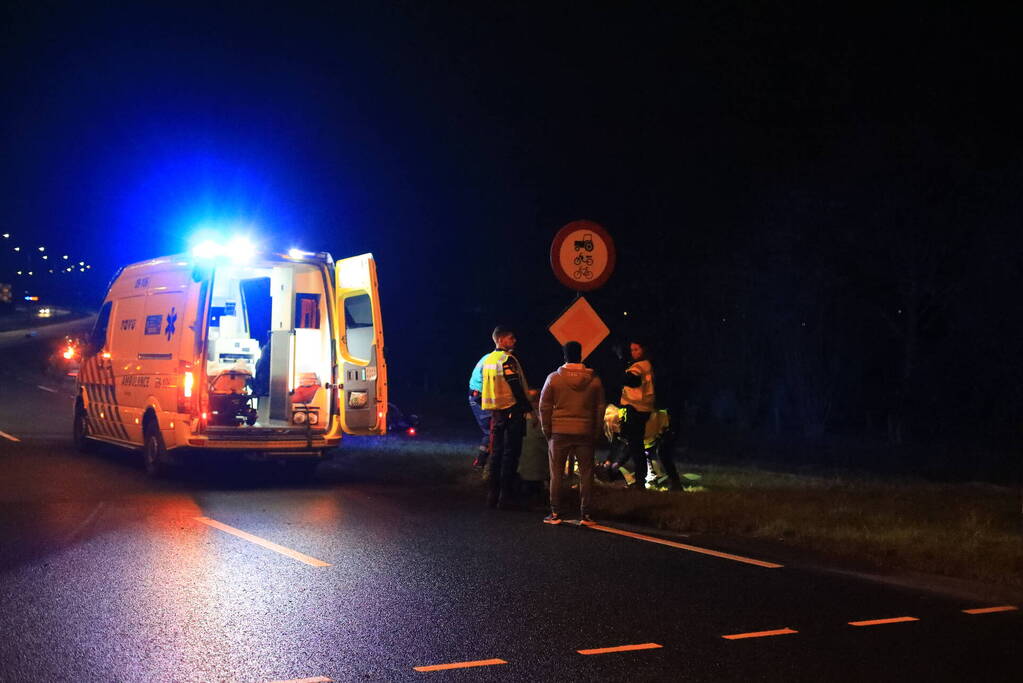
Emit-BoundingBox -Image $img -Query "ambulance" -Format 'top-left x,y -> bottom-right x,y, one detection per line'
72,241 -> 386,477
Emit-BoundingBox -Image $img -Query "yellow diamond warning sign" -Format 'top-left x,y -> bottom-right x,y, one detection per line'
548,296 -> 609,361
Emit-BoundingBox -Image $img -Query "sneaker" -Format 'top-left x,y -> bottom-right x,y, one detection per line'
579,514 -> 597,527
543,513 -> 562,525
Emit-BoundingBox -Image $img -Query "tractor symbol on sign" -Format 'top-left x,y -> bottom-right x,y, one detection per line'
573,233 -> 594,252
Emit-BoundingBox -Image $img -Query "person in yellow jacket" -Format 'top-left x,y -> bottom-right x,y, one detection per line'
618,339 -> 655,488
481,325 -> 533,508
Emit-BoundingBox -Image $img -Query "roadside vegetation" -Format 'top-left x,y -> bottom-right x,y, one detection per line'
335,435 -> 1023,591
590,465 -> 1022,591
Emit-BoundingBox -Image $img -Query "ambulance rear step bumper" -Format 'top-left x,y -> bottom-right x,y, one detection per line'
200,427 -> 327,441
187,428 -> 339,450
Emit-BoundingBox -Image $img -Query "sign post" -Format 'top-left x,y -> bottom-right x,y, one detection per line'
549,220 -> 616,292
548,220 -> 615,359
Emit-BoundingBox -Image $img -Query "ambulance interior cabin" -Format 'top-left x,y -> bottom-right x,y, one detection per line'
205,261 -> 332,429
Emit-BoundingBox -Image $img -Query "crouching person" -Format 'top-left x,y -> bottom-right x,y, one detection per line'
539,341 -> 605,526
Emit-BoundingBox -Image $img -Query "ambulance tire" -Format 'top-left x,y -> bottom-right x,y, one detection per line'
142,421 -> 170,478
72,400 -> 98,454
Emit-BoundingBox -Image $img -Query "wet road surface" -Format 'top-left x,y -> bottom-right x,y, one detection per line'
0,333 -> 1018,681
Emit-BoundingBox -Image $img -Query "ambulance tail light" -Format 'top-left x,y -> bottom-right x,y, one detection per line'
177,363 -> 197,414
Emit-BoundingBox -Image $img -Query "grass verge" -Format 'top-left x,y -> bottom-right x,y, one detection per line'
334,436 -> 1023,590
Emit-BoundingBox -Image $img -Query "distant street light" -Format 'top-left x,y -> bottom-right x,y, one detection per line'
38,246 -> 45,252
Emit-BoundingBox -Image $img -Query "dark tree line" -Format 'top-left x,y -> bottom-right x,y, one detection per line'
614,144 -> 1021,479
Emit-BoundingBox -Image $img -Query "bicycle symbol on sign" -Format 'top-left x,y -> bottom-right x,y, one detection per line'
573,266 -> 594,280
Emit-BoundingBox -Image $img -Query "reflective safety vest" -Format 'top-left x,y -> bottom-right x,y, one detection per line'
481,349 -> 527,411
621,359 -> 655,412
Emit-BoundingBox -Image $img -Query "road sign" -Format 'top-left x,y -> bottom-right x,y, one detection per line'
550,220 -> 616,291
548,296 -> 609,361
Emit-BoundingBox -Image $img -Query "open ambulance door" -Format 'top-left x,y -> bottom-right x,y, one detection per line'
335,254 -> 387,435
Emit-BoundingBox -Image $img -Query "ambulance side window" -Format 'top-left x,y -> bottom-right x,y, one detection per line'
295,293 -> 321,329
89,302 -> 112,353
343,293 -> 373,361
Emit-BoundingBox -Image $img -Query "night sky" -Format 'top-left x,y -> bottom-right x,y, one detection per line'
3,3 -> 1021,464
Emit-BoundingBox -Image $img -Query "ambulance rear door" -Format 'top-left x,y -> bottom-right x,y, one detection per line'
334,254 -> 387,435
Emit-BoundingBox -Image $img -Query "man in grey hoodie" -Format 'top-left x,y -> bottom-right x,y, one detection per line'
539,341 -> 605,525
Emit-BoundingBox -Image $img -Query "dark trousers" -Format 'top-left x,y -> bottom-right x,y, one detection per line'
489,408 -> 524,500
658,441 -> 682,489
468,391 -> 491,453
622,406 -> 651,487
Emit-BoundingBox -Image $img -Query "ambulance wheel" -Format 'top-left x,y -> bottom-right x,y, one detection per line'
72,400 -> 97,454
143,422 -> 169,478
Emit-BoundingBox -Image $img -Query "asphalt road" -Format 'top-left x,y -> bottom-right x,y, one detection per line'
0,327 -> 1019,682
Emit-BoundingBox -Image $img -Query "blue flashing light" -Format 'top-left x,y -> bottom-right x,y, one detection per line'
191,239 -> 222,260
288,247 -> 315,260
225,235 -> 256,264
188,227 -> 260,264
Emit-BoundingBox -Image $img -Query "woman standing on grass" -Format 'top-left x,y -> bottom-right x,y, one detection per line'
619,339 -> 655,489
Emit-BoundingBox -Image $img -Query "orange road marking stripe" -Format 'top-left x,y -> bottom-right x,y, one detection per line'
194,517 -> 331,567
589,524 -> 783,568
0,430 -> 20,442
578,643 -> 663,655
963,605 -> 1018,615
849,617 -> 918,626
414,659 -> 507,672
722,628 -> 798,640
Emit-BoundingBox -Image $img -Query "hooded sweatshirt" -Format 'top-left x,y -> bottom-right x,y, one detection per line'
538,363 -> 605,438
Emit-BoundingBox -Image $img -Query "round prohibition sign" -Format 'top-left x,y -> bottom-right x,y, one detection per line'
550,220 -> 616,291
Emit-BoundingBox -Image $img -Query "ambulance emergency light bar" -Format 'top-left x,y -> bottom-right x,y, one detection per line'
189,234 -> 258,264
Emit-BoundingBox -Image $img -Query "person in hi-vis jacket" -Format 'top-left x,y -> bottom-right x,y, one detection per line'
619,339 -> 655,488
480,325 -> 533,508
